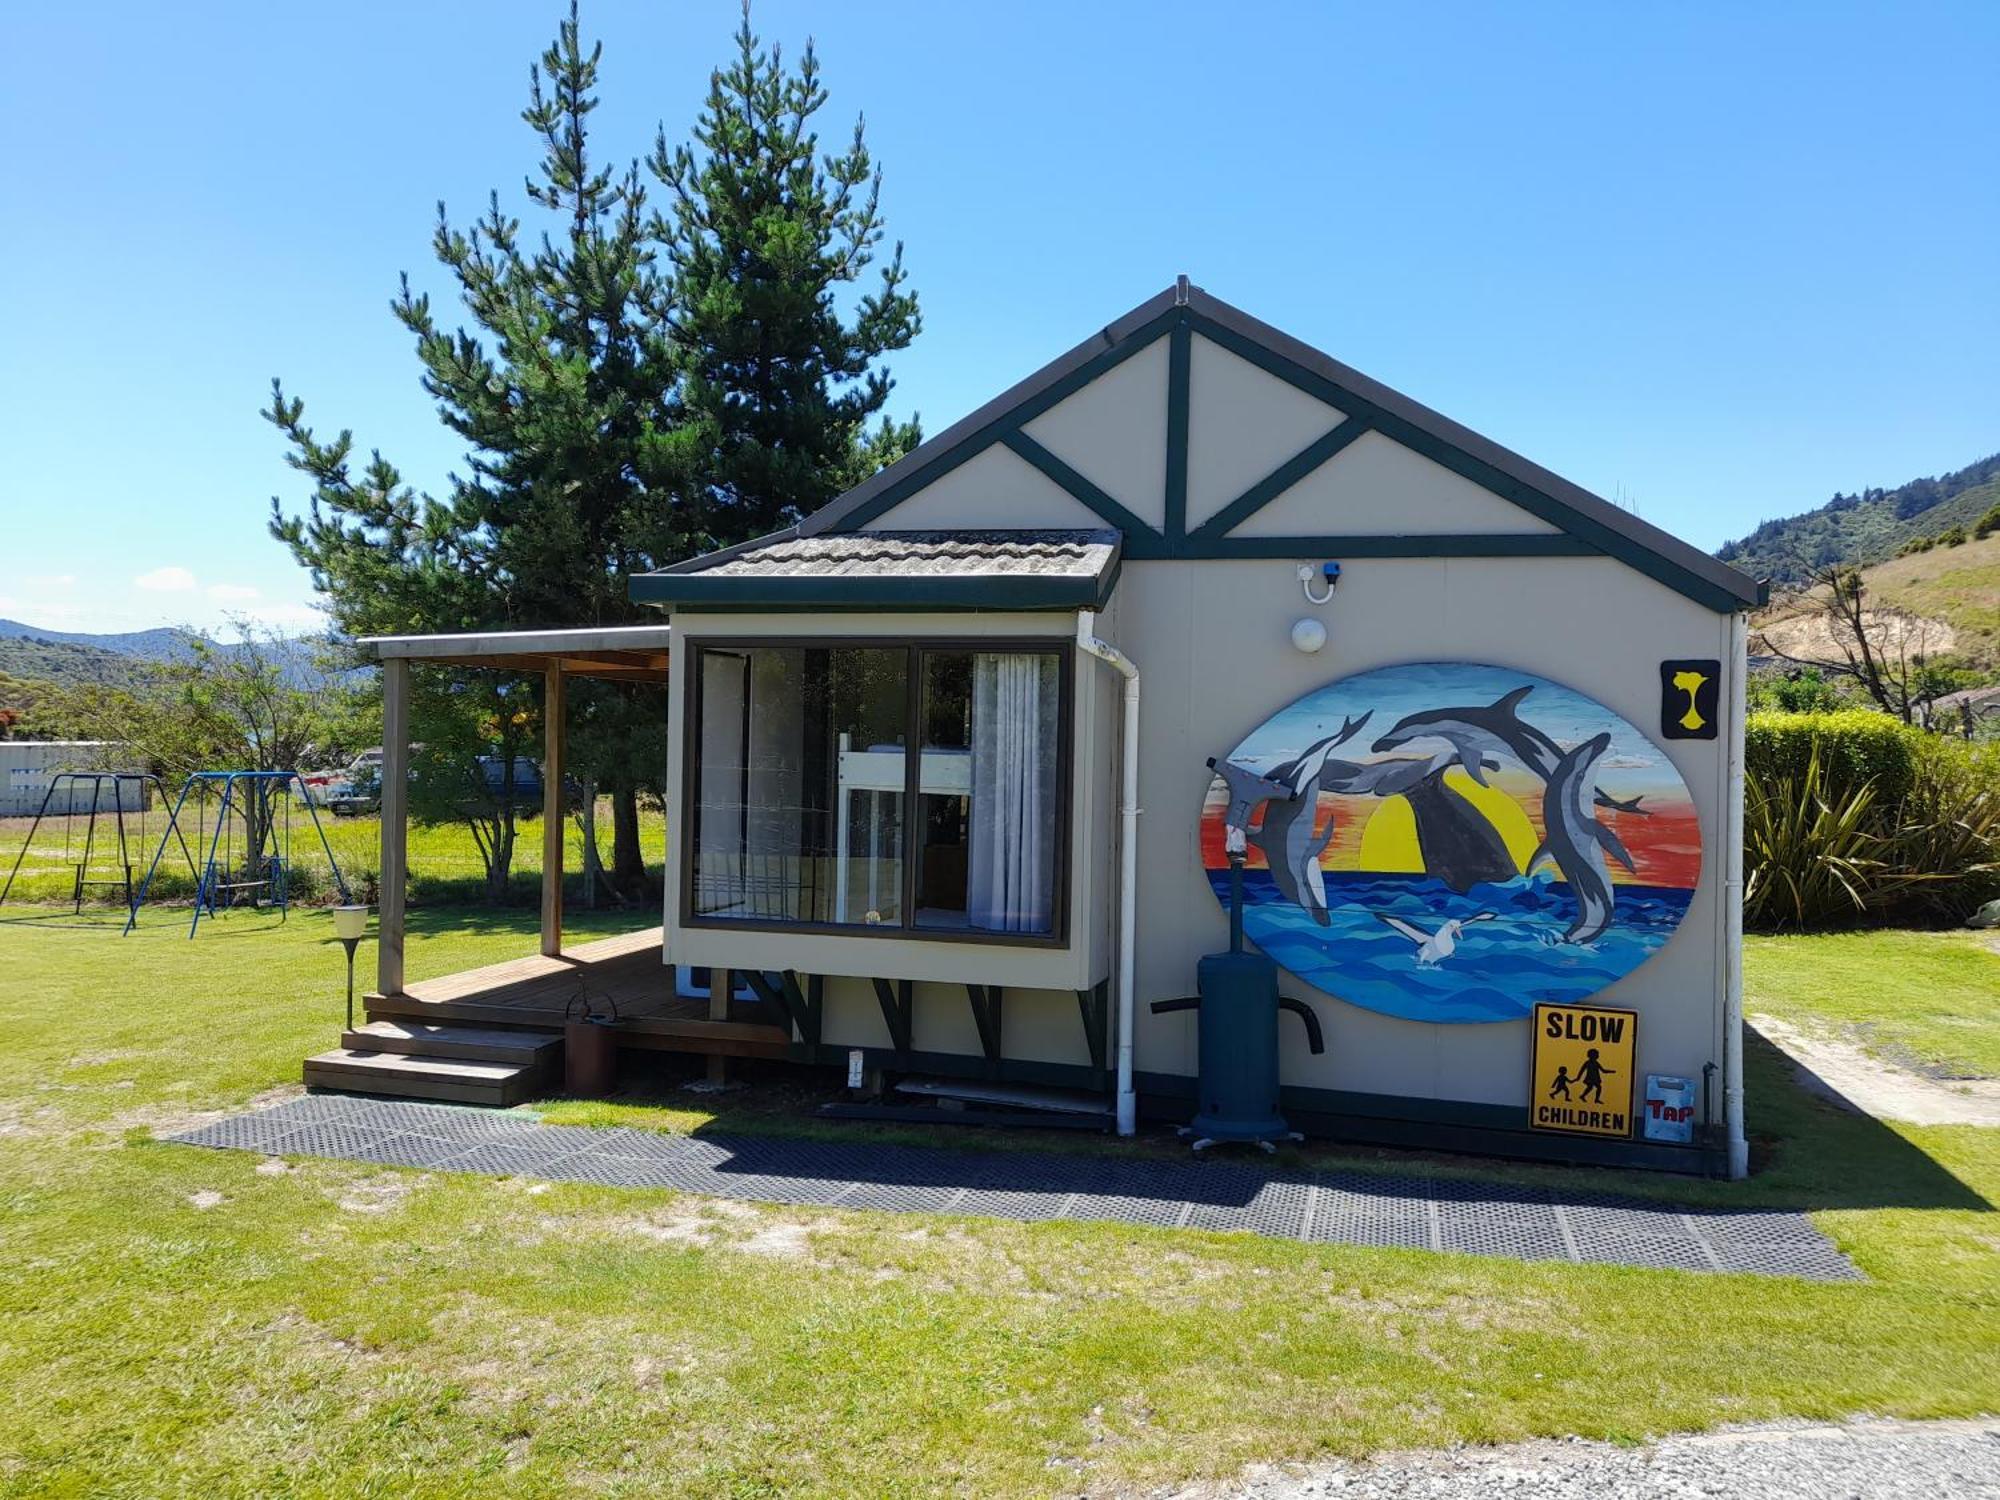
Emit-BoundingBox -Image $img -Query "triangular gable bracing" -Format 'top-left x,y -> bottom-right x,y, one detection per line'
784,282 -> 1762,613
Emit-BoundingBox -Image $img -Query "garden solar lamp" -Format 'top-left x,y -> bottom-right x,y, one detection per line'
331,904 -> 370,1029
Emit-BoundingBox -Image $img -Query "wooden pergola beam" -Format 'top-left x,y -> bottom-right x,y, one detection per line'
377,658 -> 410,995
541,664 -> 565,958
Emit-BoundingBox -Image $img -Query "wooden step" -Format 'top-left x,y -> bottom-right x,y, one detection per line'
342,1019 -> 562,1067
303,1049 -> 539,1107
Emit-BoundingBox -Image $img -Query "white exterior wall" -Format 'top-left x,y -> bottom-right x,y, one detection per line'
1099,554 -> 1733,1109
663,610 -> 1117,1069
656,308 -> 1746,1128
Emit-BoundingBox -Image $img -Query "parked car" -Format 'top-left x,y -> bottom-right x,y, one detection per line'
324,775 -> 381,817
477,755 -> 543,803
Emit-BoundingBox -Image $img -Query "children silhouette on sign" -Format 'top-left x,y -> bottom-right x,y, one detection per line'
1548,1067 -> 1574,1102
1576,1047 -> 1615,1104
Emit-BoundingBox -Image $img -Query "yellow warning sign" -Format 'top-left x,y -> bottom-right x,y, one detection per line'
1530,1002 -> 1637,1138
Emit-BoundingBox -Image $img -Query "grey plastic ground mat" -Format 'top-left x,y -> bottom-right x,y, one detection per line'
168,1094 -> 1861,1280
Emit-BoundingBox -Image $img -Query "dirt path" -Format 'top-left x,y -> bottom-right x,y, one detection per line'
1187,1417 -> 2000,1499
1751,1013 -> 2000,1128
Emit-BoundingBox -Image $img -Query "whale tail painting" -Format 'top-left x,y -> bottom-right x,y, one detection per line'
1203,662 -> 1699,1025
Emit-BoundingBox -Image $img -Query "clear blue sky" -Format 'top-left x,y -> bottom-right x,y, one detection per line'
3,1 -> 1995,638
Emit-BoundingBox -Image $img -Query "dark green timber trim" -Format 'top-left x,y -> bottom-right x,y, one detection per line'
872,977 -> 913,1055
1185,310 -> 1748,610
749,971 -> 823,1046
1000,431 -> 1160,539
1163,316 -> 1191,540
767,284 -> 1756,611
1075,981 -> 1110,1073
1193,533 -> 1598,560
964,983 -> 1004,1065
789,973 -> 824,1049
630,569 -> 1119,612
739,970 -> 794,1034
1188,416 -> 1371,542
821,309 -> 1179,533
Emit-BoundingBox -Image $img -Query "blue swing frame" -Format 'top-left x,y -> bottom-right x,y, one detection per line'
127,771 -> 352,937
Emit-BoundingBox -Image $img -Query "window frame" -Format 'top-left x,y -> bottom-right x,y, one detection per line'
680,636 -> 1076,949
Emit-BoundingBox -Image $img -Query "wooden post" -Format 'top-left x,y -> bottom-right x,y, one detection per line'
541,663 -> 565,958
707,966 -> 732,1085
377,657 -> 410,996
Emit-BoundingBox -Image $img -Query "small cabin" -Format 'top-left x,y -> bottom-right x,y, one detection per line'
348,281 -> 1763,1175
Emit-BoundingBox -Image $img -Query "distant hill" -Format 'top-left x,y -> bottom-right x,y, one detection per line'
0,635 -> 162,692
0,621 -> 355,705
1717,452 -> 2000,586
0,619 -> 200,662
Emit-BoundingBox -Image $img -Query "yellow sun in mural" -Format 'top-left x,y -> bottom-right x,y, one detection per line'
1354,768 -> 1540,874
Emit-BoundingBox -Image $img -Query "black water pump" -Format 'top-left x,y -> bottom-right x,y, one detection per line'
1152,762 -> 1325,1152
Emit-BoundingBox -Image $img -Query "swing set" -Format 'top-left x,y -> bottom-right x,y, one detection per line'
127,771 -> 352,937
0,772 -> 194,923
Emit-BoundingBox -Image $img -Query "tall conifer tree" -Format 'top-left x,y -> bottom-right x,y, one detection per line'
647,8 -> 922,545
270,4 -> 921,900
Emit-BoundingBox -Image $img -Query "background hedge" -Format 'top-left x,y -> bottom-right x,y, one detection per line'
1745,709 -> 1920,805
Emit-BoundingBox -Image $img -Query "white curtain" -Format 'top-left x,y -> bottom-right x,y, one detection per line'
968,652 -> 1058,933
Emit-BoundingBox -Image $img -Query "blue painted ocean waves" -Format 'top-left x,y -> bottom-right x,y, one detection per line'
1214,869 -> 1694,1024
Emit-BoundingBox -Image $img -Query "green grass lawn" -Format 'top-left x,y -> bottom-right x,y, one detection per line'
0,800 -> 669,907
1745,930 -> 2000,1080
0,912 -> 1994,1498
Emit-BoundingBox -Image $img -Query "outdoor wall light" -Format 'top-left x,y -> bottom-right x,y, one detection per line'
331,904 -> 370,1030
1291,617 -> 1328,653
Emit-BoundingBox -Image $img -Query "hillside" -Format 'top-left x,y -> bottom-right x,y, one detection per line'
1755,529 -> 2000,673
0,619 -> 198,662
1717,453 -> 2000,585
0,635 -> 163,693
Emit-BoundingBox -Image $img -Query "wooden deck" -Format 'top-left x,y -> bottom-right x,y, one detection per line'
365,927 -> 792,1059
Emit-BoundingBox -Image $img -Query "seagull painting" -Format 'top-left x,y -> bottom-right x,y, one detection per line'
1373,911 -> 1497,966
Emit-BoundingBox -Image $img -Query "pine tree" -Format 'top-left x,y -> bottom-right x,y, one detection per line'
648,7 -> 923,546
271,5 -> 670,897
269,4 -> 923,900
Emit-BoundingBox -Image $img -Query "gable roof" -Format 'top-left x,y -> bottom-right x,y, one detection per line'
789,281 -> 1765,613
630,529 -> 1121,610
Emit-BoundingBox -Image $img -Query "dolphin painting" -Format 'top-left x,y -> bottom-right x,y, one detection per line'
1320,751 -> 1516,893
1528,731 -> 1622,943
1371,685 -> 1558,783
1245,714 -> 1373,925
1205,756 -> 1295,854
1373,686 -> 1650,818
1373,910 -> 1496,966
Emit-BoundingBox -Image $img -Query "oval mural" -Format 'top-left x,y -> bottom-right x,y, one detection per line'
1201,662 -> 1701,1023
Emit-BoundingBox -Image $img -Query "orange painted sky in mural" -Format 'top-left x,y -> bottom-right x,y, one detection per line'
1198,772 -> 1702,890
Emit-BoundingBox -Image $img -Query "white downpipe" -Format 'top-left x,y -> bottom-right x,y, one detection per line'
1724,609 -> 1750,1179
1076,609 -> 1140,1136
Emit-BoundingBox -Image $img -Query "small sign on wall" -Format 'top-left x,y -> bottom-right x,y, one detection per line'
1530,1001 -> 1637,1138
1642,1074 -> 1698,1144
1659,659 -> 1721,740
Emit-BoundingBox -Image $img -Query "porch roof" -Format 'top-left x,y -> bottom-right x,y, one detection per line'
629,528 -> 1123,611
360,624 -> 672,682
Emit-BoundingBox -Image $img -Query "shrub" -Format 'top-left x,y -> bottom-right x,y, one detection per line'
1938,524 -> 1967,548
1745,710 -> 1920,805
1975,503 -> 2000,539
1743,749 -> 1905,930
1885,737 -> 2000,923
1742,722 -> 2000,930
